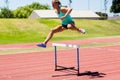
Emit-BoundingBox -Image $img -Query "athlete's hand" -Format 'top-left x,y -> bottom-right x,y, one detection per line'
60,16 -> 66,20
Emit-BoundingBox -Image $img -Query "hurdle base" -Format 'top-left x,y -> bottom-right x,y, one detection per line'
55,65 -> 80,76
55,65 -> 75,71
77,73 -> 81,76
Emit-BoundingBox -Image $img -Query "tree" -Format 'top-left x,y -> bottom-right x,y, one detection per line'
13,6 -> 33,18
28,2 -> 50,10
0,8 -> 13,18
13,2 -> 50,18
110,0 -> 120,13
96,12 -> 108,20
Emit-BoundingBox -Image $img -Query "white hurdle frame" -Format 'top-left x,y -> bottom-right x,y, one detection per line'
52,43 -> 80,76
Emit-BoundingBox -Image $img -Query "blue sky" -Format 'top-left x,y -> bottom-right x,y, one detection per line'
0,0 -> 113,16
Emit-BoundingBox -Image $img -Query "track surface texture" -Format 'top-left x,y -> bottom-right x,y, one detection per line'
0,37 -> 120,80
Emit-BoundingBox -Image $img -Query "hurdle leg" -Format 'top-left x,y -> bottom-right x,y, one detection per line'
54,46 -> 57,71
76,48 -> 80,76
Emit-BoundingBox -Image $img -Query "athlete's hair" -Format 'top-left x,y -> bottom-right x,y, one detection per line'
52,0 -> 61,8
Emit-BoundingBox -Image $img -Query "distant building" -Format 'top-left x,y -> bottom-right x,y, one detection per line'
29,10 -> 100,19
108,16 -> 120,20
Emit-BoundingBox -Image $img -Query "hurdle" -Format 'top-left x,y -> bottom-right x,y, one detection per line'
52,43 -> 80,76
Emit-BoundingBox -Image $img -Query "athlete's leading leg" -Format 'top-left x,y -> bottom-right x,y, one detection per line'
43,25 -> 66,44
37,25 -> 66,48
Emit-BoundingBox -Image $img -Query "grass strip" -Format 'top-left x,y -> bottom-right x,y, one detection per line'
0,42 -> 120,55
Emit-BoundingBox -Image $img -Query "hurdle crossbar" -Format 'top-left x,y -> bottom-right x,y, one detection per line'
52,43 -> 80,48
52,43 -> 80,76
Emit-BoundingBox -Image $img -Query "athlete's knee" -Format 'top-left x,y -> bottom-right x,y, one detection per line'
50,28 -> 56,33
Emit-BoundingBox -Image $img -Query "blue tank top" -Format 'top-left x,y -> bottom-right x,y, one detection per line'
57,10 -> 74,25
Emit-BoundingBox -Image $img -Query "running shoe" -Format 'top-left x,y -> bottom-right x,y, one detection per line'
81,29 -> 86,34
37,43 -> 46,48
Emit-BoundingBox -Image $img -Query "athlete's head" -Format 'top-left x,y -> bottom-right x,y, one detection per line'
52,0 -> 61,9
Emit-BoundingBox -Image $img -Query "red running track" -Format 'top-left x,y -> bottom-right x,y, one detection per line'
0,37 -> 120,80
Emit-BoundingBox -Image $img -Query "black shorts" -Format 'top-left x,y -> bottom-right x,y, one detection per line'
62,21 -> 75,29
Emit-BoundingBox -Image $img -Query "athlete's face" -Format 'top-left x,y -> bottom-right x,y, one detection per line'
52,0 -> 60,9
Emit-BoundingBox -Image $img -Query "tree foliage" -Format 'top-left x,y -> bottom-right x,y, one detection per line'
28,2 -> 50,10
13,2 -> 50,18
0,8 -> 14,18
110,0 -> 120,13
13,6 -> 33,18
0,2 -> 50,18
96,12 -> 108,20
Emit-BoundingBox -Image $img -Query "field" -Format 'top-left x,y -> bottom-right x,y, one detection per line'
0,19 -> 120,44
